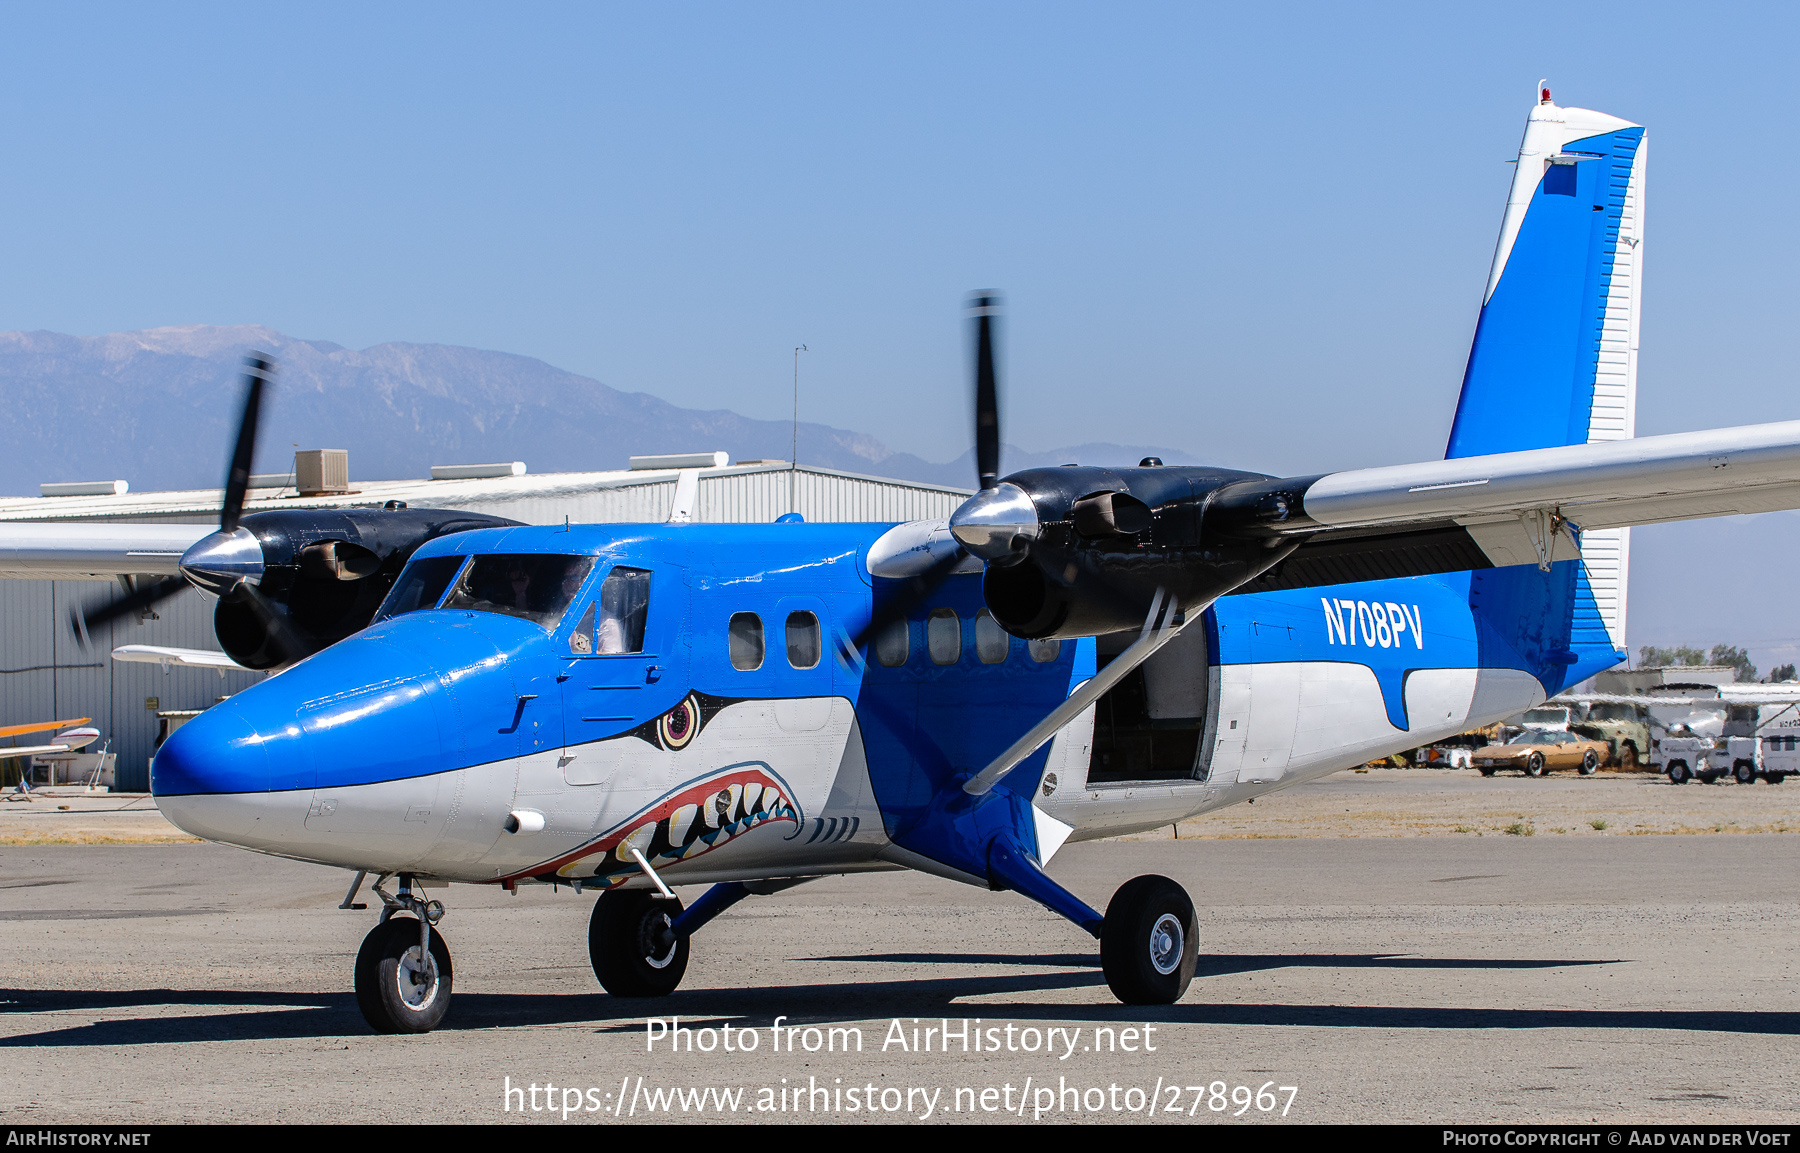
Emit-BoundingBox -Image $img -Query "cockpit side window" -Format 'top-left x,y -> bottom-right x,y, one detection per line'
441,554 -> 595,631
373,555 -> 468,623
570,602 -> 595,654
595,567 -> 652,654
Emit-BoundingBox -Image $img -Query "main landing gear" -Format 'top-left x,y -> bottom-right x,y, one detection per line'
354,875 -> 452,1034
1099,875 -> 1201,1004
984,834 -> 1201,1005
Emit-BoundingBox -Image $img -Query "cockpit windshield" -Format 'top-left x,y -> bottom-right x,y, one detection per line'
373,555 -> 467,624
439,554 -> 595,630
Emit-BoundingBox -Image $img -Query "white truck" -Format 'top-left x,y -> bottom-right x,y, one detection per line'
1662,731 -> 1793,784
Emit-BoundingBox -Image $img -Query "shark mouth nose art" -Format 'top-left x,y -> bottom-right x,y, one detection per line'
526,766 -> 801,884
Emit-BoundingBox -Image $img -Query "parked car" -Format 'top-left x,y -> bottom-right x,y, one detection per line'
1472,729 -> 1611,777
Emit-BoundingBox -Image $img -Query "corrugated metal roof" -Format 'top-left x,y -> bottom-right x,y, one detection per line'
0,462 -> 971,523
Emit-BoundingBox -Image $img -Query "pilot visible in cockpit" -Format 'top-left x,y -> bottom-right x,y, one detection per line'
503,562 -> 532,609
596,578 -> 628,654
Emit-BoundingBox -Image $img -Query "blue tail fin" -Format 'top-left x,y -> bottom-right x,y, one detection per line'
1447,90 -> 1645,460
1450,87 -> 1645,683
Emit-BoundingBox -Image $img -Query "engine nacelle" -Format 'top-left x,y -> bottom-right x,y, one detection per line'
972,464 -> 1298,639
215,506 -> 520,668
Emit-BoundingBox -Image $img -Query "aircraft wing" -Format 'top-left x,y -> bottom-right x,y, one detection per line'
1221,420 -> 1800,591
111,645 -> 246,673
0,523 -> 212,580
0,717 -> 91,739
0,743 -> 72,758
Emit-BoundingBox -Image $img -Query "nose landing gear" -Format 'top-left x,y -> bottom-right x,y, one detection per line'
355,875 -> 453,1034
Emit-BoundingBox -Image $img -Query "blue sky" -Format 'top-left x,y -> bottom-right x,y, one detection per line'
1,2 -> 1796,667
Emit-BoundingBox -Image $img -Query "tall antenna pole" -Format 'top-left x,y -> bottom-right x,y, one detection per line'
791,345 -> 808,515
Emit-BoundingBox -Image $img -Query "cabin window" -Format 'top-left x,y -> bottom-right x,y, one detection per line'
729,612 -> 764,670
927,608 -> 961,665
1028,638 -> 1061,663
595,567 -> 652,653
786,611 -> 820,669
875,619 -> 909,667
975,610 -> 1009,664
440,553 -> 594,631
374,555 -> 467,622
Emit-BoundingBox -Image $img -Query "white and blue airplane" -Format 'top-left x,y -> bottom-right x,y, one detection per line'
11,87 -> 1800,1033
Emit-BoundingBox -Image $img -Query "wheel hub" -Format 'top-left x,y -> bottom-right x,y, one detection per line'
641,910 -> 678,970
1148,913 -> 1184,976
396,944 -> 440,1011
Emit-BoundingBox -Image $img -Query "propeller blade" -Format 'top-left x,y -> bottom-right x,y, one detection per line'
970,294 -> 1001,491
67,578 -> 188,645
224,579 -> 309,668
850,547 -> 967,654
220,354 -> 274,534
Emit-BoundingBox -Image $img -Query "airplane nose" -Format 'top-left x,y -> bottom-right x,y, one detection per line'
153,621 -> 527,851
152,704 -> 278,842
152,706 -> 272,797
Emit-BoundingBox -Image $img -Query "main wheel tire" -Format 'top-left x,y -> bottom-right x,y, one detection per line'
1668,761 -> 1690,785
1524,752 -> 1547,778
1735,760 -> 1758,785
1620,743 -> 1640,771
354,916 -> 453,1034
1580,751 -> 1599,776
1100,875 -> 1199,1006
590,889 -> 688,997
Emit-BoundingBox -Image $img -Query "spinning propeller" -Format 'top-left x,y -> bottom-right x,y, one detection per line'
70,356 -> 307,665
851,295 -> 1013,650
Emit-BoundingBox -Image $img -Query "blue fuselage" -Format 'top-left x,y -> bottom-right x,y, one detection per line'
152,521 -> 1621,886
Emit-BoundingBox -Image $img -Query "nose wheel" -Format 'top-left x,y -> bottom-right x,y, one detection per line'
354,876 -> 453,1034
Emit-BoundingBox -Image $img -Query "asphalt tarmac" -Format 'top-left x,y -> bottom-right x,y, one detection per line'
2,824 -> 1796,1124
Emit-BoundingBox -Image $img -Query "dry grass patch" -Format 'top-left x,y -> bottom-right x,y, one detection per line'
0,832 -> 202,845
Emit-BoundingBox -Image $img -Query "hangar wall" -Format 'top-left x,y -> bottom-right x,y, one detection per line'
0,581 -> 264,790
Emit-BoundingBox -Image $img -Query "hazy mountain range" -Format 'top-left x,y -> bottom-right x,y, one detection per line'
0,325 -> 1200,496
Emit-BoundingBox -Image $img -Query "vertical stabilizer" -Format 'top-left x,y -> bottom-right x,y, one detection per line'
1447,85 -> 1645,652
